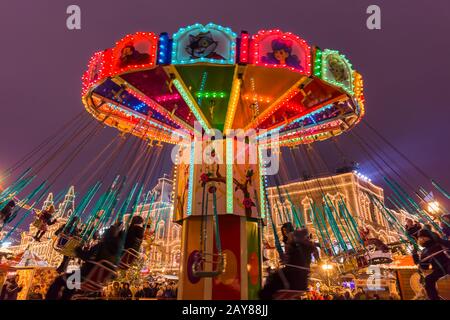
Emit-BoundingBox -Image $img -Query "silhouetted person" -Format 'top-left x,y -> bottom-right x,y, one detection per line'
260,228 -> 319,299
33,205 -> 57,241
0,275 -> 22,300
413,229 -> 450,300
0,200 -> 16,229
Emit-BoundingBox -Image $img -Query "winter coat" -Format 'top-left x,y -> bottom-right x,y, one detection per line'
0,206 -> 13,223
413,238 -> 450,273
406,223 -> 422,240
124,225 -> 145,252
0,280 -> 22,300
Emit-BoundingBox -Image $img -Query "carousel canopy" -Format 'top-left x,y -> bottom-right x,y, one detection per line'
82,23 -> 365,147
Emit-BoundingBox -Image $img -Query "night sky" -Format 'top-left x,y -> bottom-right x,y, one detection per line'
0,0 -> 449,200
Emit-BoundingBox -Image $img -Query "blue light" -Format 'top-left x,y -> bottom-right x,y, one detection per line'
157,32 -> 172,65
133,102 -> 146,112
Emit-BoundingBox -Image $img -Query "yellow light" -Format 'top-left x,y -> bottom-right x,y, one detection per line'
224,78 -> 241,131
321,263 -> 333,271
428,201 -> 440,214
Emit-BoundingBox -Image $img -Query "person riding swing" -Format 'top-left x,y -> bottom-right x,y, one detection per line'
32,205 -> 57,242
0,200 -> 16,230
412,229 -> 450,300
260,227 -> 319,299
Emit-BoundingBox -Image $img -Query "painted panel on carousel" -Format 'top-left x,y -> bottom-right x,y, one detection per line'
229,140 -> 261,218
172,23 -> 237,65
186,139 -> 261,218
319,49 -> 354,95
174,145 -> 191,221
112,32 -> 158,75
231,163 -> 260,218
251,30 -> 311,74
193,140 -> 227,216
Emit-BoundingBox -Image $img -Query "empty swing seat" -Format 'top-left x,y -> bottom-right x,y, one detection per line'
366,250 -> 393,265
118,248 -> 140,270
80,260 -> 118,292
192,252 -> 225,278
53,234 -> 83,258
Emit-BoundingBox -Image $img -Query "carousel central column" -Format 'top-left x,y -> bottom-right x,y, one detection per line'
173,137 -> 265,300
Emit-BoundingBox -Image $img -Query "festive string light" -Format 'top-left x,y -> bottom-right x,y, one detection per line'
353,170 -> 372,183
239,31 -> 249,63
313,48 -> 322,77
250,86 -> 301,130
353,71 -> 365,121
257,146 -> 266,218
243,94 -> 271,103
195,91 -> 227,99
81,51 -> 106,95
104,102 -> 188,141
158,32 -> 172,65
186,142 -> 195,216
224,78 -> 241,131
126,86 -> 191,132
154,93 -> 181,103
226,139 -> 233,213
173,79 -> 210,132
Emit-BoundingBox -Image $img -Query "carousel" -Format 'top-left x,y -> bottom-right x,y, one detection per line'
0,23 -> 448,300
80,23 -> 364,300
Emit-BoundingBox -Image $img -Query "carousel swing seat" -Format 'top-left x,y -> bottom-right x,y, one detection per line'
53,234 -> 83,258
32,219 -> 45,229
79,260 -> 118,292
192,252 -> 225,278
118,248 -> 140,270
273,266 -> 308,300
365,244 -> 393,265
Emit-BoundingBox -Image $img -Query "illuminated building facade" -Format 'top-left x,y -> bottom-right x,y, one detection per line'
264,171 -> 406,267
8,187 -> 76,266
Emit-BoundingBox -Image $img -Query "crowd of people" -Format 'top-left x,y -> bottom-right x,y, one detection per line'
103,279 -> 177,300
2,199 -> 449,300
304,286 -> 400,300
259,218 -> 450,300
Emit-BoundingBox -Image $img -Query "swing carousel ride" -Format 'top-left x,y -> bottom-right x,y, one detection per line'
80,23 -> 364,300
1,23 -> 448,300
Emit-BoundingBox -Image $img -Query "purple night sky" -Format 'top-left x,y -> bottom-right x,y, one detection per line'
0,0 -> 449,196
